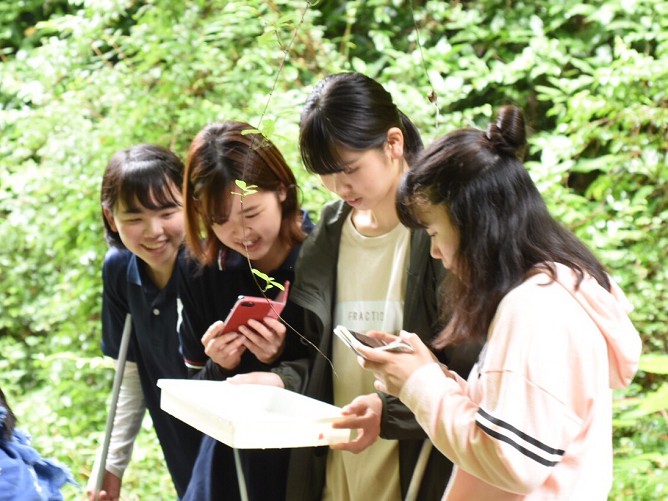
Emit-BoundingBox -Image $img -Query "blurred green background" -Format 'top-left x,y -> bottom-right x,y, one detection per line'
1,0 -> 666,499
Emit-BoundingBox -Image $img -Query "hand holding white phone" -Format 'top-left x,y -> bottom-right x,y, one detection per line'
333,325 -> 414,357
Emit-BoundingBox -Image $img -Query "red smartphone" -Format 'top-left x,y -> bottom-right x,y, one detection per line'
220,281 -> 290,335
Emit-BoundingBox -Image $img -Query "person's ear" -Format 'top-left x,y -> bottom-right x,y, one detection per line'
279,184 -> 289,203
386,127 -> 405,159
103,207 -> 119,232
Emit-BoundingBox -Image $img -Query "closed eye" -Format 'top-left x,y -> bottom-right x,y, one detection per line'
122,216 -> 142,223
161,209 -> 180,218
242,206 -> 262,219
209,215 -> 228,225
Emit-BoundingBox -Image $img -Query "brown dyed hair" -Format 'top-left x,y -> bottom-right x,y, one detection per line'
183,120 -> 305,266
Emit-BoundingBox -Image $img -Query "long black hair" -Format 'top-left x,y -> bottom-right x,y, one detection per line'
397,105 -> 610,346
299,72 -> 423,174
0,387 -> 16,440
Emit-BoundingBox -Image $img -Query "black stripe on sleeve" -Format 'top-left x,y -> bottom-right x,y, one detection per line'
476,421 -> 559,467
478,407 -> 565,456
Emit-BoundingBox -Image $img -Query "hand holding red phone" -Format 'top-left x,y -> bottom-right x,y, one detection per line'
238,316 -> 287,364
201,320 -> 247,370
204,281 -> 291,368
220,281 -> 290,335
203,316 -> 286,369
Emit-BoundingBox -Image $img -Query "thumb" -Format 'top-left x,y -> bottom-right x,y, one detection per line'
341,398 -> 366,415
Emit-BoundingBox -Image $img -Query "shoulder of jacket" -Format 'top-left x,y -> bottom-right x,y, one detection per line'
320,199 -> 350,223
497,276 -> 575,324
409,228 -> 433,264
410,227 -> 428,248
304,200 -> 349,244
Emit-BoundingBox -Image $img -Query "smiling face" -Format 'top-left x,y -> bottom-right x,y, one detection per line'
104,187 -> 184,288
211,187 -> 288,273
416,202 -> 460,273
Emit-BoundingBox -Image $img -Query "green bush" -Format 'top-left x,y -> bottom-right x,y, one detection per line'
1,0 -> 665,498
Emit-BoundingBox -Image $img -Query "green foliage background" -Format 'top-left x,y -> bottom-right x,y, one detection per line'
1,0 -> 666,499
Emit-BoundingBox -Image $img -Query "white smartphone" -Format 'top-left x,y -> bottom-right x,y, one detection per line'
333,325 -> 414,357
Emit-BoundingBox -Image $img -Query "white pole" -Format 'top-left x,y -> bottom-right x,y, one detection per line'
233,448 -> 249,501
93,313 -> 132,500
405,440 -> 432,501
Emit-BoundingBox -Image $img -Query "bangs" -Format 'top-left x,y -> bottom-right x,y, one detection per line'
119,164 -> 182,211
299,114 -> 347,175
192,172 -> 233,226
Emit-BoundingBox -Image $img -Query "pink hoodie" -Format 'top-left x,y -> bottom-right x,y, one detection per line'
400,263 -> 641,500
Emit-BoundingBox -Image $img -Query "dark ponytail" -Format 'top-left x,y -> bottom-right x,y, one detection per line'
485,105 -> 528,160
398,105 -> 610,346
300,72 -> 423,175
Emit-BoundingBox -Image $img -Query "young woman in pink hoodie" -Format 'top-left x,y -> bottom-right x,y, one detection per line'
356,105 -> 642,500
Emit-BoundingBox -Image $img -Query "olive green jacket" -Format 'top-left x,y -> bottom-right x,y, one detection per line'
277,200 -> 480,501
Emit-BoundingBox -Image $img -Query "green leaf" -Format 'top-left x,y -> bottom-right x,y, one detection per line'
640,354 -> 668,375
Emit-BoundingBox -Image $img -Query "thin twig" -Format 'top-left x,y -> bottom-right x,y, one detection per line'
409,0 -> 439,128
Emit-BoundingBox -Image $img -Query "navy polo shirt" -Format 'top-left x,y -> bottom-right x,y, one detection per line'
101,246 -> 202,498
